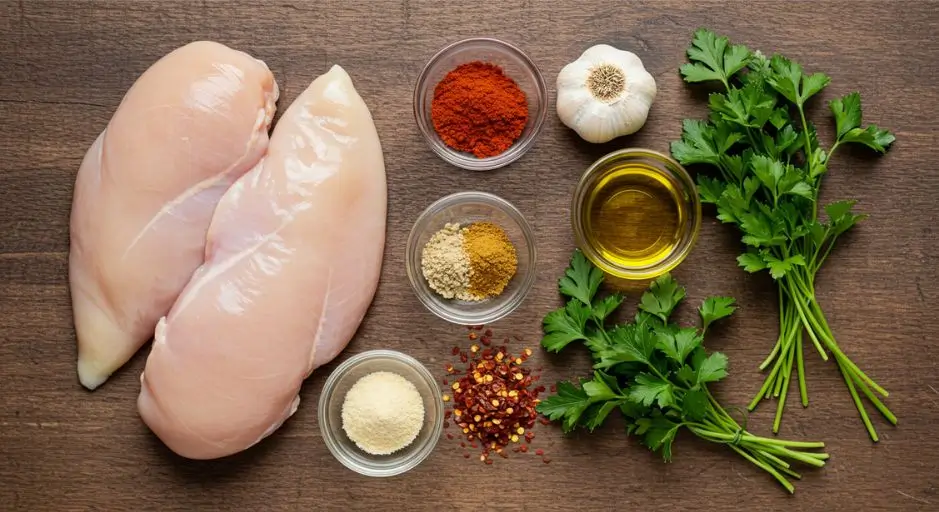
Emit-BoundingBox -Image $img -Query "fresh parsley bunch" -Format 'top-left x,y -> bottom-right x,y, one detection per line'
536,251 -> 829,493
670,29 -> 897,441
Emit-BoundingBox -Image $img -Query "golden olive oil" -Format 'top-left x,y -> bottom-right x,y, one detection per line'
583,163 -> 687,268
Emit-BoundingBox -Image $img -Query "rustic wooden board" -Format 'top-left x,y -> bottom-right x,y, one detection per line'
1,0 -> 937,510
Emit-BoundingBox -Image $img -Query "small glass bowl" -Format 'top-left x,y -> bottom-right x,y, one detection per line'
571,148 -> 702,280
413,37 -> 548,171
318,350 -> 443,477
406,191 -> 536,325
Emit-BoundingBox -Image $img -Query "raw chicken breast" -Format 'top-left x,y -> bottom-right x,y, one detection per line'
69,41 -> 278,390
138,65 -> 387,460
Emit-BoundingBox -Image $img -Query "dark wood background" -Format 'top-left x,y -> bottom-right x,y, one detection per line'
2,1 -> 937,510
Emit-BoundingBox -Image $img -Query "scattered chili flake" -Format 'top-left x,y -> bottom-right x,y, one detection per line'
444,421 -> 450,428
464,453 -> 470,458
550,384 -> 556,393
542,458 -> 551,464
452,346 -> 460,356
446,433 -> 453,440
441,325 -> 546,464
535,449 -> 544,456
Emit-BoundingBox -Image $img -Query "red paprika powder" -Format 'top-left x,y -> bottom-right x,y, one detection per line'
431,61 -> 529,158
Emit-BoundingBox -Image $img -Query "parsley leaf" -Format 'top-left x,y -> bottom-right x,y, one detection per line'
537,380 -> 592,433
695,352 -> 729,384
682,386 -> 710,422
656,327 -> 702,364
829,92 -> 863,139
639,274 -> 686,323
558,249 -> 603,306
736,251 -> 766,272
595,324 -> 657,369
680,28 -> 751,88
841,126 -> 896,153
629,373 -> 675,408
541,300 -> 591,352
699,297 -> 737,332
824,199 -> 857,220
765,55 -> 831,107
634,413 -> 681,462
592,293 -> 623,323
763,253 -> 806,279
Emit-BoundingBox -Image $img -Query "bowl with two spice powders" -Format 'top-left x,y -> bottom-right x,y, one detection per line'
413,37 -> 548,171
406,191 -> 536,325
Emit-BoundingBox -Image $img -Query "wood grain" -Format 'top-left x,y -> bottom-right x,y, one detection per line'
1,0 -> 938,510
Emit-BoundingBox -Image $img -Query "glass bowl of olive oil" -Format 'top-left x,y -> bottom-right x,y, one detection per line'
571,148 -> 701,280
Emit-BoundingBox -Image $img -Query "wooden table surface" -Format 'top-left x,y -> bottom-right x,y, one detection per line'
2,1 -> 938,510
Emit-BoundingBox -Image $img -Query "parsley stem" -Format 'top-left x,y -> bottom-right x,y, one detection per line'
799,296 -> 888,397
838,357 -> 879,442
849,368 -> 898,425
728,444 -> 795,494
788,289 -> 828,361
772,340 -> 795,433
796,329 -> 808,407
795,104 -> 820,222
754,444 -> 828,467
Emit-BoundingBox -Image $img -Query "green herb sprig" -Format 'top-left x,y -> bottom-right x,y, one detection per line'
536,250 -> 829,493
670,28 -> 897,441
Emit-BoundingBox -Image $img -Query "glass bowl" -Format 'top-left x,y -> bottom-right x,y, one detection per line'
571,148 -> 702,280
318,349 -> 443,477
413,37 -> 548,171
406,191 -> 536,325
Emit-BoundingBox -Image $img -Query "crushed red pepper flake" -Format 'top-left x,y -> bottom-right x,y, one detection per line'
441,325 -> 547,464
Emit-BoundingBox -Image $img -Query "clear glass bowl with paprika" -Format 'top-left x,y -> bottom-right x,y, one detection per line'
414,37 -> 548,171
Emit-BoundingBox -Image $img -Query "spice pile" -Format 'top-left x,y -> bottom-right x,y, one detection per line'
421,221 -> 518,301
431,61 -> 528,158
341,371 -> 425,455
441,326 -> 551,464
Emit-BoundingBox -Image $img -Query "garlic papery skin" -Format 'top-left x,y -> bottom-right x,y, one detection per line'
556,44 -> 657,144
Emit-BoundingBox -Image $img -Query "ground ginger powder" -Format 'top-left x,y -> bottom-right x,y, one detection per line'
420,222 -> 474,300
462,221 -> 518,299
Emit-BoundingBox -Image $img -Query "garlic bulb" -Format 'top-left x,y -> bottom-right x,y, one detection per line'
556,44 -> 657,143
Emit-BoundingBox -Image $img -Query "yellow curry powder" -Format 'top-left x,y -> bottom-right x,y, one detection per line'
462,221 -> 518,298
